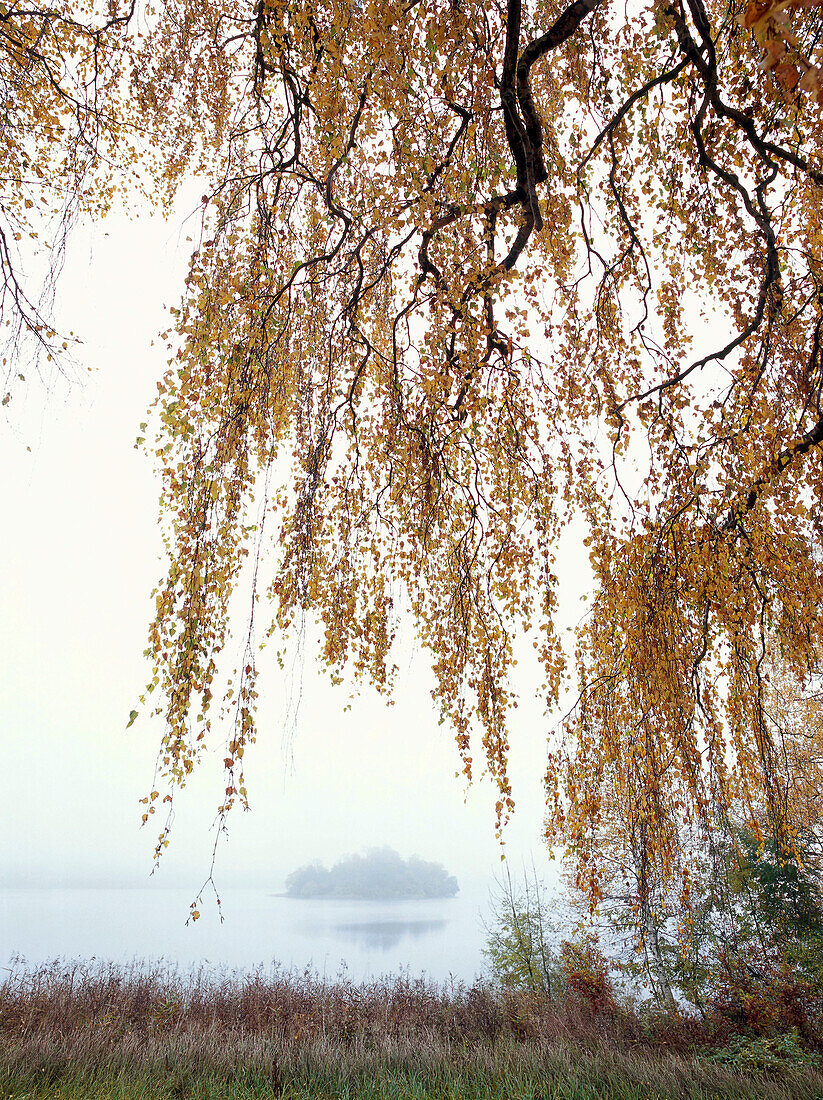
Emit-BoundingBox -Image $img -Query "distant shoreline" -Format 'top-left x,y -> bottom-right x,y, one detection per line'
272,892 -> 459,901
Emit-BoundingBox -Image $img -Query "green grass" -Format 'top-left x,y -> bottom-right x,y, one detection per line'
4,1044 -> 823,1100
2,961 -> 822,1100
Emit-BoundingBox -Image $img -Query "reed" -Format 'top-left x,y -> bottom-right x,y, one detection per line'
1,960 -> 820,1099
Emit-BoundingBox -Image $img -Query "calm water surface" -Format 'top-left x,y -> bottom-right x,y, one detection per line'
1,884 -> 493,984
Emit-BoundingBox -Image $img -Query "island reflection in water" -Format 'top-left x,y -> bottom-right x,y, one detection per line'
330,919 -> 448,951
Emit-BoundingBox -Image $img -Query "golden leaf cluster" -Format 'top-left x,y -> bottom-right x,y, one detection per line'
9,0 -> 823,915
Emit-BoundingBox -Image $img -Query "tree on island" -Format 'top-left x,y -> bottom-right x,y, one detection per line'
285,849 -> 459,900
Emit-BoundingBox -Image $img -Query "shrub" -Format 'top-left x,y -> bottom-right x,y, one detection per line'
702,1029 -> 821,1073
705,955 -> 823,1040
559,935 -> 619,1018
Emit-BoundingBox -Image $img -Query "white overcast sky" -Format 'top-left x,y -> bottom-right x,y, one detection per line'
0,195 -> 593,900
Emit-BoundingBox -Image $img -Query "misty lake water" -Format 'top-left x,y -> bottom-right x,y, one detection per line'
1,884 -> 494,984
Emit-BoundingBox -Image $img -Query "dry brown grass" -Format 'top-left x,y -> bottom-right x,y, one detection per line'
1,960 -> 822,1099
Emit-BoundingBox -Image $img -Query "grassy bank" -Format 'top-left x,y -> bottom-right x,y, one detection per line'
1,962 -> 821,1099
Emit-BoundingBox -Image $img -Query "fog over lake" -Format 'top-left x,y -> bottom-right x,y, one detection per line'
0,207 -> 569,993
1,879 -> 495,984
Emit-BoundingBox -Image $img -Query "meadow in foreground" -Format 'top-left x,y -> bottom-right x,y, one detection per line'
1,961 -> 822,1099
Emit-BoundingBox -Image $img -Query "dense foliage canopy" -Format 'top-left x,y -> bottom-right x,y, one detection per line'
7,0 -> 823,929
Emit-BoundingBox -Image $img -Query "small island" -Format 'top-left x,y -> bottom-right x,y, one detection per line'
285,847 -> 459,900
